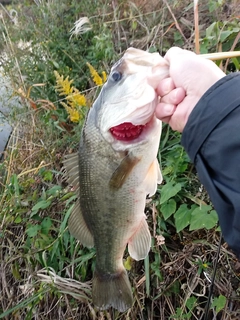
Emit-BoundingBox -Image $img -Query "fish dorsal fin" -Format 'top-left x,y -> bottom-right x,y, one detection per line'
68,200 -> 94,248
63,153 -> 94,247
128,217 -> 151,261
63,153 -> 80,191
109,153 -> 141,190
144,158 -> 162,197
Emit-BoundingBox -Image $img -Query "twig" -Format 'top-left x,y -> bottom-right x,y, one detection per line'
162,0 -> 187,41
224,31 -> 240,73
112,0 -> 121,53
194,0 -> 200,54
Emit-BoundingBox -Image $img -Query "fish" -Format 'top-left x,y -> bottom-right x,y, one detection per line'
63,47 -> 169,312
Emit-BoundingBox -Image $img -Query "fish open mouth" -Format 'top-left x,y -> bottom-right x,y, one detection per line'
110,122 -> 145,141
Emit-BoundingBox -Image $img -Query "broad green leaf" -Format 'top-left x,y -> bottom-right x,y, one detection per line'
31,200 -> 51,213
26,224 -> 41,237
14,215 -> 22,224
43,170 -> 53,182
206,22 -> 217,37
46,185 -> 62,196
219,30 -> 232,42
186,296 -> 197,311
160,182 -> 181,204
174,204 -> 196,233
189,206 -> 218,231
232,57 -> 240,70
41,217 -> 52,234
161,199 -> 176,220
211,295 -> 226,314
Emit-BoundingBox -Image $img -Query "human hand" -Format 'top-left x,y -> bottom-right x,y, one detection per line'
155,47 -> 226,132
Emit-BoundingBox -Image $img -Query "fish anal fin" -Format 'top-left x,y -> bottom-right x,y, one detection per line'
109,153 -> 141,190
92,268 -> 133,312
128,217 -> 151,261
63,153 -> 80,190
144,158 -> 162,197
68,201 -> 94,248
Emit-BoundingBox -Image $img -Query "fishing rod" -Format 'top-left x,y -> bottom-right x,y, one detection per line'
201,51 -> 240,60
203,233 -> 223,320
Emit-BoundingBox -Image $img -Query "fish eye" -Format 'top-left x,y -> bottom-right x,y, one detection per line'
111,71 -> 122,82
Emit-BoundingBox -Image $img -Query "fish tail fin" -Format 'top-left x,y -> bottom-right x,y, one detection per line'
92,269 -> 133,312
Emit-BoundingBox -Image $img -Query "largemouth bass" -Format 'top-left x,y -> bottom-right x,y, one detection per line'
64,47 -> 169,312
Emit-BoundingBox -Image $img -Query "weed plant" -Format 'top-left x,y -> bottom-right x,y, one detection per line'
0,0 -> 240,319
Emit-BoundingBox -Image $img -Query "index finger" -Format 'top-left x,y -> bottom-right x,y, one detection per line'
156,77 -> 175,96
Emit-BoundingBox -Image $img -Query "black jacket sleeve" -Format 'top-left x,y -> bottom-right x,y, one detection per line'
181,72 -> 240,258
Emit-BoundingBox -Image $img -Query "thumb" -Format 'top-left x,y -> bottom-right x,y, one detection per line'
164,47 -> 196,64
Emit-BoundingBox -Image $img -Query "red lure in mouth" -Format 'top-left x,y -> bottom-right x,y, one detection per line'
110,122 -> 145,141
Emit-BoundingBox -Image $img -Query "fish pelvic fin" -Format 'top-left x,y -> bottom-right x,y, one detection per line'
92,268 -> 133,312
109,153 -> 141,190
68,200 -> 94,248
144,158 -> 162,197
63,153 -> 80,191
128,217 -> 151,261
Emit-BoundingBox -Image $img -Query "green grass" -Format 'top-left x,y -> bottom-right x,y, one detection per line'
0,0 -> 240,319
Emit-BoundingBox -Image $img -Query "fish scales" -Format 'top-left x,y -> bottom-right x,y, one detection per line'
79,111 -> 152,306
64,47 -> 169,312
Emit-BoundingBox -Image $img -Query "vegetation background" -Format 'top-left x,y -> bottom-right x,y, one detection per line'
0,0 -> 240,319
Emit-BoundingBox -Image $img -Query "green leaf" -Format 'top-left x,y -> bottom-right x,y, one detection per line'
14,215 -> 22,224
51,60 -> 59,69
189,206 -> 218,231
161,199 -> 176,220
60,204 -> 74,234
174,204 -> 196,233
31,200 -> 51,214
43,170 -> 53,182
131,20 -> 138,31
26,224 -> 41,237
160,182 -> 182,204
186,296 -> 197,311
41,217 -> 52,234
206,22 -> 217,37
232,57 -> 240,70
219,30 -> 232,42
211,295 -> 226,314
46,185 -> 62,197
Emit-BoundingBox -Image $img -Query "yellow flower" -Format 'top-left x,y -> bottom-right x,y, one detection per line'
102,71 -> 107,83
67,88 -> 86,107
54,70 -> 87,123
54,71 -> 73,96
61,102 -> 81,123
86,62 -> 103,86
54,65 -> 106,124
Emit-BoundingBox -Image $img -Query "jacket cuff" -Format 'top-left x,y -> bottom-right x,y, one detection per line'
181,72 -> 240,163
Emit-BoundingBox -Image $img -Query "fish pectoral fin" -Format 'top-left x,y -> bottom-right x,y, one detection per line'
128,217 -> 151,261
109,153 -> 141,190
63,153 -> 80,191
144,158 -> 162,197
68,201 -> 94,248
